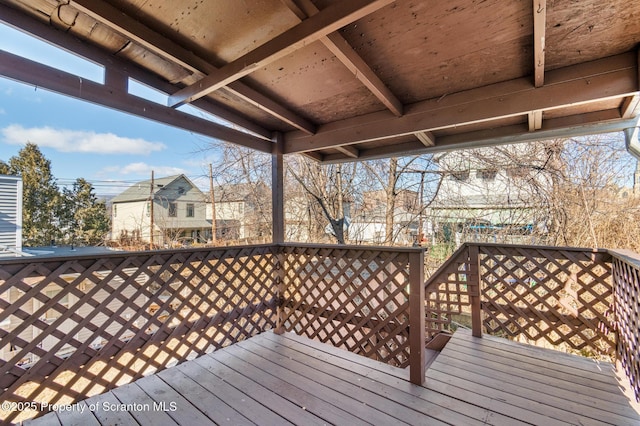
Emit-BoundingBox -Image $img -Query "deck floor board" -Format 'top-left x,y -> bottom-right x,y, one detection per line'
440,341 -> 638,416
25,329 -> 640,426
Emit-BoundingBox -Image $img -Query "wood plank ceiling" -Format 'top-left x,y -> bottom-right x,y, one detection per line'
0,0 -> 639,162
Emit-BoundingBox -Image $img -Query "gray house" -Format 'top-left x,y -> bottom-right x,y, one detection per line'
0,175 -> 22,256
111,174 -> 211,246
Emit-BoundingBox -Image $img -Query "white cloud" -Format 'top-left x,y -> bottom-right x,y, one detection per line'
101,162 -> 186,177
1,124 -> 166,155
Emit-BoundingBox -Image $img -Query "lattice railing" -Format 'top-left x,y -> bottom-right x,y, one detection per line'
423,244 -> 474,338
424,243 -> 616,356
610,249 -> 640,401
5,241 -> 628,422
478,244 -> 615,355
280,245 -> 422,368
0,245 -> 277,424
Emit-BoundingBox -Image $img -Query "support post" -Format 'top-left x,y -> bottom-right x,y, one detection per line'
468,244 -> 483,338
272,132 -> 285,244
409,249 -> 425,385
209,163 -> 217,245
272,133 -> 286,334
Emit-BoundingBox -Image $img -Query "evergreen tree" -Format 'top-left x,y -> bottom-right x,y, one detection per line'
61,178 -> 110,245
8,143 -> 61,246
0,160 -> 11,175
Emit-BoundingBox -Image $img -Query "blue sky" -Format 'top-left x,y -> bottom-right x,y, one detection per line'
0,23 -> 221,197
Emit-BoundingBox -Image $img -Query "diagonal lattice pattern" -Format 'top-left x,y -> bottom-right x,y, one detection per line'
612,253 -> 640,401
424,245 -> 472,338
423,243 -> 616,357
0,245 -> 277,424
281,245 -> 413,367
479,245 -> 615,355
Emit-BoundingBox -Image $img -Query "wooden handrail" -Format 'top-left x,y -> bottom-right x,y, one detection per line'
423,243 -> 469,292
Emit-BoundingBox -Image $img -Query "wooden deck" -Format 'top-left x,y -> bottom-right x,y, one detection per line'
26,329 -> 640,426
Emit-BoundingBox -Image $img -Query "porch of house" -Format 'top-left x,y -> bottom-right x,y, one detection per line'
1,242 -> 639,425
24,329 -> 640,426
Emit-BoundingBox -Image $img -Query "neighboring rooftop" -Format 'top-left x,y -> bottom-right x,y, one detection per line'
111,174 -> 204,203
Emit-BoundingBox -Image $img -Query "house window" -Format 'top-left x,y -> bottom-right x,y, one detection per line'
113,204 -> 117,217
477,169 -> 497,181
186,203 -> 195,217
449,171 -> 469,181
168,202 -> 177,217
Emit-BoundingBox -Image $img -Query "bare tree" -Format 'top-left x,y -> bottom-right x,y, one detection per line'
428,135 -> 640,250
286,156 -> 358,244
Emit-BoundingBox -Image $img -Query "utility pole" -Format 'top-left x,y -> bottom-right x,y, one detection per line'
209,163 -> 217,245
149,170 -> 154,248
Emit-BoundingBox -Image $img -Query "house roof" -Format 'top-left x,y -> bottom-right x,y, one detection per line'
111,174 -> 203,203
1,1 -> 639,163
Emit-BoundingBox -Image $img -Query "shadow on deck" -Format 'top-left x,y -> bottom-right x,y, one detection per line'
27,329 -> 640,426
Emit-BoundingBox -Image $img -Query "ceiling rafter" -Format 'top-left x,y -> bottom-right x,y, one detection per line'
168,0 -> 394,108
528,110 -> 543,131
0,50 -> 271,153
322,110 -> 637,163
69,0 -> 316,135
334,145 -> 360,158
0,2 -> 273,140
285,52 -> 638,154
533,0 -> 546,87
621,94 -> 640,118
283,0 -> 403,116
415,131 -> 436,146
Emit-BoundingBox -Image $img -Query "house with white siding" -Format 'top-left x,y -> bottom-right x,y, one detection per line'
111,174 -> 212,246
0,175 -> 23,256
206,182 -> 271,243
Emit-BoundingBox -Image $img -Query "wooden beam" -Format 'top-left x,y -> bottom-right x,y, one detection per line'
533,0 -> 546,87
320,110 -> 637,163
285,52 -> 638,154
415,131 -> 436,146
284,0 -> 403,116
621,94 -> 640,118
528,110 -> 543,131
69,0 -> 316,135
334,145 -> 360,158
323,32 -> 403,116
0,50 -> 271,153
168,0 -> 393,107
0,2 -> 273,140
302,151 -> 325,162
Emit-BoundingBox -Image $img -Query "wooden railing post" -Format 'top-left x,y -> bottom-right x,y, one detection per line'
409,249 -> 425,385
609,249 -> 640,401
468,244 -> 482,338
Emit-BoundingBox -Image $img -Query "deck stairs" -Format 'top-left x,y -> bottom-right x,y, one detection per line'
423,330 -> 453,370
